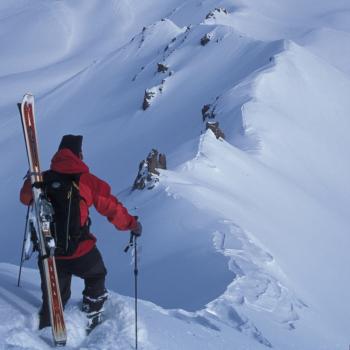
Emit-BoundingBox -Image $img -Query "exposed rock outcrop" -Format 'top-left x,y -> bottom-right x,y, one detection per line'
206,121 -> 225,139
202,104 -> 215,122
142,89 -> 157,110
200,33 -> 212,46
157,63 -> 169,73
205,8 -> 228,20
142,71 -> 172,110
133,149 -> 167,190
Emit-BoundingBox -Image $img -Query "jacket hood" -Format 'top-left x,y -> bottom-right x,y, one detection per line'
50,149 -> 89,174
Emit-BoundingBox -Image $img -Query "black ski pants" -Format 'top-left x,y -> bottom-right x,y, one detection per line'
38,246 -> 107,319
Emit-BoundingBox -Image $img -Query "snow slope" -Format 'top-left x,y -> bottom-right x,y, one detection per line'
1,263 -> 266,350
0,0 -> 350,349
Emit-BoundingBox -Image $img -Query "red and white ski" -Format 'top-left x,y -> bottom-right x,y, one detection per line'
19,93 -> 67,346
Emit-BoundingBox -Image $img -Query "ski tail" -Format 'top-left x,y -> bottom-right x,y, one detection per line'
45,256 -> 67,346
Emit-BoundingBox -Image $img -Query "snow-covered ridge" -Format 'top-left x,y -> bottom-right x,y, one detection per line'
1,0 -> 350,349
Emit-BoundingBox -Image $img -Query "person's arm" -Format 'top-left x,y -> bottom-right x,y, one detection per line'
89,174 -> 137,231
20,177 -> 33,205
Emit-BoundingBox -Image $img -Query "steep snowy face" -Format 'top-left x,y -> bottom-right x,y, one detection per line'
1,0 -> 350,349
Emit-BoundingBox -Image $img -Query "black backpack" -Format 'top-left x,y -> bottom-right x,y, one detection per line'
43,170 -> 90,256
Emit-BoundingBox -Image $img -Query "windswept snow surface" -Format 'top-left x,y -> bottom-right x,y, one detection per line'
1,0 -> 350,349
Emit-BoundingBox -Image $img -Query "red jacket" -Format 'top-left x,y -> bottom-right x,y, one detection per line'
20,149 -> 137,259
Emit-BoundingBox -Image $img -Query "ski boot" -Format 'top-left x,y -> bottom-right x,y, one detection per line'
82,292 -> 108,334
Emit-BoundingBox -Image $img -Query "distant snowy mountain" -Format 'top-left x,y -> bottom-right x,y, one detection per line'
0,0 -> 349,349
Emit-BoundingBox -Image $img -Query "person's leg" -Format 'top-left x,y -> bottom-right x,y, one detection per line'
55,259 -> 73,308
70,247 -> 108,332
37,257 -> 50,329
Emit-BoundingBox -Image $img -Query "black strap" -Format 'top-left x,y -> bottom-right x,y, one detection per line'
32,181 -> 44,189
124,234 -> 134,253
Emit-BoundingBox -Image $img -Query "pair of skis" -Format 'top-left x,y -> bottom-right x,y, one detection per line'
19,94 -> 67,346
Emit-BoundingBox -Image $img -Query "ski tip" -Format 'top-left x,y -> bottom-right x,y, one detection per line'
22,93 -> 34,104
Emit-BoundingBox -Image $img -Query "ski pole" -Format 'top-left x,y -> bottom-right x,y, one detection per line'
124,234 -> 139,349
134,235 -> 138,350
18,205 -> 30,287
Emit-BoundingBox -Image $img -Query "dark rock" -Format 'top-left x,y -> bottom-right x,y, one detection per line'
205,8 -> 228,20
142,89 -> 156,110
132,149 -> 167,190
202,104 -> 215,121
157,63 -> 169,73
200,33 -> 211,46
206,121 -> 225,139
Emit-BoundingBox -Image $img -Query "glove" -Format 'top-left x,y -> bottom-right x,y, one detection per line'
131,218 -> 142,237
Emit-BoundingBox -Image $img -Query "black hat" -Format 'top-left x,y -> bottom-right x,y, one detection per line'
58,135 -> 83,157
